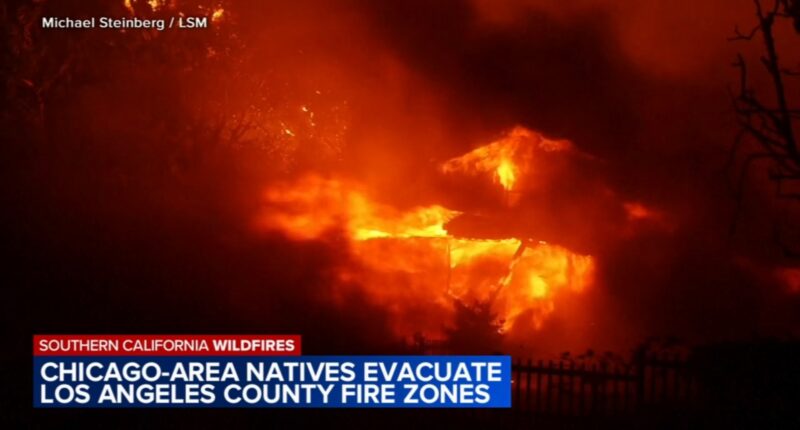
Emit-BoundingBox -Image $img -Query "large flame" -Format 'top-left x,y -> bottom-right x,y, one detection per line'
441,126 -> 572,192
257,128 -> 594,340
261,176 -> 459,241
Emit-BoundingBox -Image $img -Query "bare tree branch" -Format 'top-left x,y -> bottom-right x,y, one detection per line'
728,0 -> 800,253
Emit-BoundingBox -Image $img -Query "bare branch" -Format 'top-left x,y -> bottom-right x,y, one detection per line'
728,24 -> 760,41
728,2 -> 800,250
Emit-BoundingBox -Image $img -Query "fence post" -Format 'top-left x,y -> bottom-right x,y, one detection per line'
557,361 -> 564,415
535,359 -> 542,414
568,361 -> 575,415
671,353 -> 681,403
514,358 -> 520,406
599,362 -> 607,415
623,366 -> 631,412
525,358 -> 532,412
612,365 -> 619,413
660,353 -> 669,402
578,363 -> 586,415
546,360 -> 554,414
590,363 -> 599,415
635,347 -> 645,409
650,354 -> 658,404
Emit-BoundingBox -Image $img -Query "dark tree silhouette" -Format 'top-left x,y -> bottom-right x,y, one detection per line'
729,0 -> 800,256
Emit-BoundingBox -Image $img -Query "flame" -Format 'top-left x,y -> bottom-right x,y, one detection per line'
260,176 -> 459,241
123,0 -> 168,13
211,7 -> 225,22
257,174 -> 594,338
496,159 -> 517,191
441,126 -> 572,192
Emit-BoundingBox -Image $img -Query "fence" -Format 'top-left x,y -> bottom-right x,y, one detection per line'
511,353 -> 698,415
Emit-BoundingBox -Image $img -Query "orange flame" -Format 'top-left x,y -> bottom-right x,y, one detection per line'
257,173 -> 594,338
123,0 -> 169,14
260,176 -> 459,241
211,7 -> 225,23
441,126 -> 571,192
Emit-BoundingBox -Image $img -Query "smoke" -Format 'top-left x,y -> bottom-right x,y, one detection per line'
252,0 -> 800,350
4,0 -> 800,368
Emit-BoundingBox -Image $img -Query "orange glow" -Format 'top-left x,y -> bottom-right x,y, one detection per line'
624,202 -> 656,221
259,175 -> 459,242
211,7 -> 225,22
441,126 -> 571,192
622,201 -> 675,235
123,0 -> 167,13
257,172 -> 594,338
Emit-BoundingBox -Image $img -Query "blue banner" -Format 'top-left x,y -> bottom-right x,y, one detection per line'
34,356 -> 511,408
